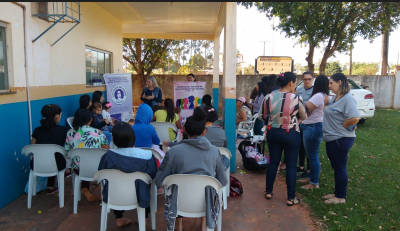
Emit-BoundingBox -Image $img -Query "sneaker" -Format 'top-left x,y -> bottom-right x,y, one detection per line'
64,170 -> 72,178
299,171 -> 309,179
297,166 -> 306,173
47,187 -> 59,195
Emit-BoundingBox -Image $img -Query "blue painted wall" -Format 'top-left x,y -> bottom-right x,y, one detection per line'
223,98 -> 237,173
0,91 -> 105,209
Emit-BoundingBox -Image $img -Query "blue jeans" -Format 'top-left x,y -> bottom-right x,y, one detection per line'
326,137 -> 355,199
103,131 -> 112,145
266,128 -> 301,200
300,123 -> 323,185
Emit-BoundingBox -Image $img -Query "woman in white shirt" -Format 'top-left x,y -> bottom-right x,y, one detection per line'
299,75 -> 329,190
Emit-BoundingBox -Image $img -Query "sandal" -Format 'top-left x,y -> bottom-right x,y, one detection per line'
287,197 -> 301,206
322,194 -> 335,199
265,192 -> 273,200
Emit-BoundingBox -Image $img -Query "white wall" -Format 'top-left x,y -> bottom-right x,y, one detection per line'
0,2 -> 123,88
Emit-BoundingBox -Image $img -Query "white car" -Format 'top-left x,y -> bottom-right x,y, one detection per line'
296,78 -> 375,124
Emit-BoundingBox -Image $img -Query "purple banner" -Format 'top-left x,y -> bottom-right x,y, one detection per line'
104,74 -> 133,122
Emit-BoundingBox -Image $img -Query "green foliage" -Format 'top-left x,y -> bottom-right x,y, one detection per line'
236,64 -> 255,75
188,54 -> 206,72
295,109 -> 400,230
239,2 -> 400,74
352,62 -> 380,75
294,63 -> 308,72
326,61 -> 342,75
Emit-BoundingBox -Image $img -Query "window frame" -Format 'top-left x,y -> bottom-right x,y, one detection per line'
0,21 -> 10,92
85,45 -> 112,86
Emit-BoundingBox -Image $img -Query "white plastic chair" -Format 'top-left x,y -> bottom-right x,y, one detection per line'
67,117 -> 74,129
67,148 -> 107,214
237,113 -> 258,137
162,174 -> 223,231
218,147 -> 232,210
150,122 -> 179,144
94,169 -> 156,231
21,144 -> 67,209
138,147 -> 163,219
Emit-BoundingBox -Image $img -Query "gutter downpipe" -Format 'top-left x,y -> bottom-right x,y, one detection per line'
12,2 -> 32,138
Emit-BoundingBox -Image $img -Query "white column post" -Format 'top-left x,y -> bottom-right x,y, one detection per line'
213,36 -> 220,111
222,2 -> 237,172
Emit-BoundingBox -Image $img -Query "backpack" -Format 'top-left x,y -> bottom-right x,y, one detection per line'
229,176 -> 243,197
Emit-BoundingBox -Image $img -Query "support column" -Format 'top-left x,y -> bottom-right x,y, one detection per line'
222,2 -> 237,173
213,36 -> 220,112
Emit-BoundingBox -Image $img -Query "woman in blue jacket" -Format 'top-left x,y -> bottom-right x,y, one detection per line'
131,103 -> 160,147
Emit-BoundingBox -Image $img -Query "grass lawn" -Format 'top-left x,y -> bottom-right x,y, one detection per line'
296,109 -> 400,230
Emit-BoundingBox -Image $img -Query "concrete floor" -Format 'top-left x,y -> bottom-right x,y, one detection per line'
0,148 -> 318,231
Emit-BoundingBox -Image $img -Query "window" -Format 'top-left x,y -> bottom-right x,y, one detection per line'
85,46 -> 111,85
348,78 -> 362,90
0,23 -> 9,90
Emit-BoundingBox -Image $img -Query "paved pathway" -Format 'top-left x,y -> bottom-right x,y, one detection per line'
0,148 -> 318,231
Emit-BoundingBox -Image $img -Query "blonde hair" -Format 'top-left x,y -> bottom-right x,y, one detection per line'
147,76 -> 159,88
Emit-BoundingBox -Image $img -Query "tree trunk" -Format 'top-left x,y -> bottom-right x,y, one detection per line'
305,43 -> 315,74
381,33 -> 389,75
349,47 -> 352,75
135,38 -> 145,82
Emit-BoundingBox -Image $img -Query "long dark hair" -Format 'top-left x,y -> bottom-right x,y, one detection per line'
72,109 -> 92,131
185,107 -> 206,136
257,82 -> 266,97
311,75 -> 330,97
79,94 -> 91,109
203,106 -> 218,123
90,91 -> 103,109
276,72 -> 296,87
164,98 -> 175,123
202,94 -> 212,106
266,74 -> 277,94
40,104 -> 62,133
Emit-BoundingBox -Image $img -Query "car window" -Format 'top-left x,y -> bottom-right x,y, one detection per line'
348,79 -> 362,89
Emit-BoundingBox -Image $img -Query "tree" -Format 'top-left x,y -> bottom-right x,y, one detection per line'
325,61 -> 342,75
239,2 -> 400,75
123,38 -> 179,82
188,54 -> 206,72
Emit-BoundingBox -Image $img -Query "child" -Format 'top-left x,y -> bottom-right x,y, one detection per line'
98,122 -> 157,228
102,101 -> 116,132
91,102 -> 112,144
128,119 -> 135,126
132,103 -> 160,148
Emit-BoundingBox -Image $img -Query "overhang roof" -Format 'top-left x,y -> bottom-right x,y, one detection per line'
96,2 -> 222,40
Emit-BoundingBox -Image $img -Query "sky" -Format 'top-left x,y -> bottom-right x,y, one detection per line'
228,5 -> 400,69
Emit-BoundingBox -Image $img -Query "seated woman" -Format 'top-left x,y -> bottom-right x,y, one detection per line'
98,122 -> 157,228
153,98 -> 182,141
30,104 -> 70,195
155,109 -> 228,231
65,109 -> 109,201
164,106 -> 229,168
236,97 -> 252,130
131,103 -> 160,148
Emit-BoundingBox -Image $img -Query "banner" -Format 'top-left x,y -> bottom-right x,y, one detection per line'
104,73 -> 133,122
173,81 -> 206,123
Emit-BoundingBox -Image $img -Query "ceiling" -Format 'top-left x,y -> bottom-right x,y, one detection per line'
96,2 -> 222,40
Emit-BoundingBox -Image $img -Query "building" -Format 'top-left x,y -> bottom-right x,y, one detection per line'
0,2 -> 238,209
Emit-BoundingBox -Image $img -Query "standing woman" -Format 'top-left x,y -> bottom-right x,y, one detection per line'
322,73 -> 360,204
251,82 -> 267,135
299,75 -> 329,190
140,76 -> 163,108
30,104 -> 70,194
187,73 -> 196,82
261,72 -> 307,206
153,98 -> 182,141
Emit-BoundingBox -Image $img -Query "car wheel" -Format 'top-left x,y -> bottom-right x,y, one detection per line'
358,119 -> 366,124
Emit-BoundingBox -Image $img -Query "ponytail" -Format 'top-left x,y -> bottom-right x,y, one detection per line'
40,104 -> 62,133
164,98 -> 175,123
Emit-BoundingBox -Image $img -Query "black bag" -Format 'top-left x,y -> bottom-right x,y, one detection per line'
238,136 -> 268,171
